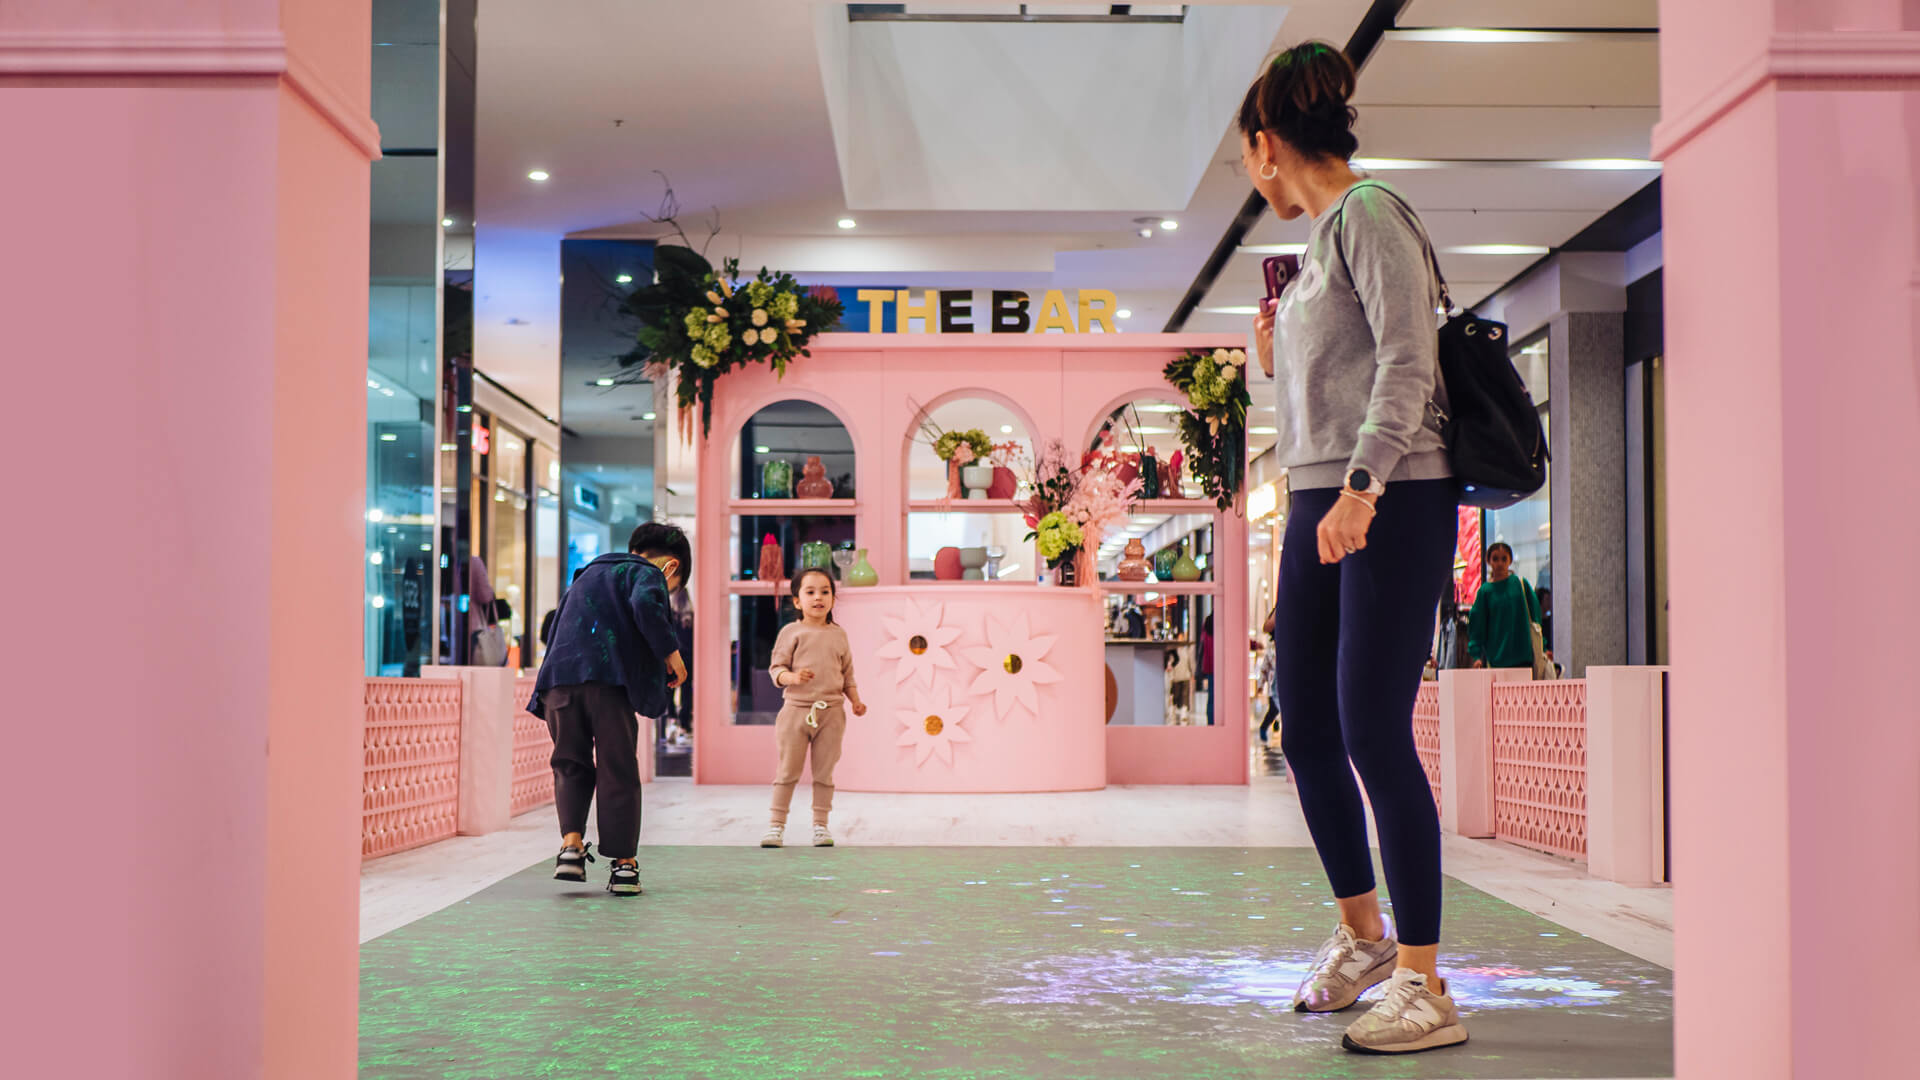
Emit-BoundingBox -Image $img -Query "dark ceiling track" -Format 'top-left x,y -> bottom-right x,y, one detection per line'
1164,0 -> 1410,331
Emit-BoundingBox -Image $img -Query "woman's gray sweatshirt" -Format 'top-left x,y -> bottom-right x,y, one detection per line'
1272,180 -> 1451,491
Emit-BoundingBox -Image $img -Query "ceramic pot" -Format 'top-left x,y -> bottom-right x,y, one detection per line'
962,464 -> 994,500
799,541 -> 832,571
933,546 -> 963,580
846,548 -> 878,587
1171,543 -> 1202,582
987,466 -> 1017,499
760,459 -> 792,499
959,546 -> 987,581
795,455 -> 834,498
1116,537 -> 1149,582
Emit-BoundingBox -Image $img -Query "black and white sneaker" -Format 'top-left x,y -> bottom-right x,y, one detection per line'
607,861 -> 642,897
554,842 -> 594,882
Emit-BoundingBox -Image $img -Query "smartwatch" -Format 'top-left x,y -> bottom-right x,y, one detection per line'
1344,467 -> 1386,497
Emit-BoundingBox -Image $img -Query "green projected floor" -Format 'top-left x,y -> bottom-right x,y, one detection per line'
361,848 -> 1672,1079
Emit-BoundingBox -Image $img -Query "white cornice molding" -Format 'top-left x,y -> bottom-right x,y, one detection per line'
1654,31 -> 1920,159
0,28 -> 380,161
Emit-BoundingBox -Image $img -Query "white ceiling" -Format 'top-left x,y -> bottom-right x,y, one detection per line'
469,0 -> 1662,454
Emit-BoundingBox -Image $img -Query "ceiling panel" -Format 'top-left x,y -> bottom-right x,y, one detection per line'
1354,38 -> 1659,108
1400,0 -> 1658,29
1356,105 -> 1658,161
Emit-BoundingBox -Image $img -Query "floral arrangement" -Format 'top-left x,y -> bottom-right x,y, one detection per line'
932,428 -> 994,463
1032,512 -> 1084,569
1163,347 -> 1252,510
1013,435 -> 1142,572
616,179 -> 843,437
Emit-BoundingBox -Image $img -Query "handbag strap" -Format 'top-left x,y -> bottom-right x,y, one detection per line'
1329,180 -> 1454,315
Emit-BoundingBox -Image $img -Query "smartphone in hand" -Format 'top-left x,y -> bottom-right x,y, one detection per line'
1262,254 -> 1299,306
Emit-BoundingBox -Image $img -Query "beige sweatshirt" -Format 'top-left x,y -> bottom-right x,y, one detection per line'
769,620 -> 859,705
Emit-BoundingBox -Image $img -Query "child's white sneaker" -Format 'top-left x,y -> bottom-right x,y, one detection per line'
759,825 -> 784,848
812,824 -> 835,847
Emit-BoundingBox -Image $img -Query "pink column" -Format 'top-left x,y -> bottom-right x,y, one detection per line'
1655,4 -> 1920,1077
2,3 -> 375,1077
1436,668 -> 1529,839
1584,666 -> 1668,887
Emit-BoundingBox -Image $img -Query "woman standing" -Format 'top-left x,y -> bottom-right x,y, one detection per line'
1244,42 -> 1467,1055
1468,542 -> 1543,671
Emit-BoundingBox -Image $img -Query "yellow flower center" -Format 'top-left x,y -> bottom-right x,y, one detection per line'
924,715 -> 944,736
908,634 -> 928,655
1004,654 -> 1023,675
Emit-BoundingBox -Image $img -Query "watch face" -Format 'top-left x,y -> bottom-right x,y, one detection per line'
1349,469 -> 1372,492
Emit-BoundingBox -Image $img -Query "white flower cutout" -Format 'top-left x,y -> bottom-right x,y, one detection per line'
874,597 -> 963,688
896,684 -> 975,767
963,611 -> 1062,720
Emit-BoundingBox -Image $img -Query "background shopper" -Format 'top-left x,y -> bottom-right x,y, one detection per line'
1243,41 -> 1467,1055
1468,542 -> 1542,671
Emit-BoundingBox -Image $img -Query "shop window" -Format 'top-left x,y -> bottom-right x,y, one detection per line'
1484,333 -> 1551,600
1104,593 -> 1218,726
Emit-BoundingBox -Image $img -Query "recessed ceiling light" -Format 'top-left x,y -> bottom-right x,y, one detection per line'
440,443 -> 456,452
1446,244 -> 1550,256
441,217 -> 454,228
1000,425 -> 1013,434
1116,309 -> 1133,319
1137,228 -> 1153,238
1202,306 -> 1262,316
615,273 -> 633,284
380,387 -> 395,397
1354,157 -> 1659,171
1249,426 -> 1278,435
379,433 -> 398,442
754,445 -> 771,455
838,218 -> 857,229
1390,28 -> 1651,45
1239,243 -> 1308,255
367,378 -> 380,388
595,378 -> 615,386
642,412 -> 657,421
1160,219 -> 1178,231
527,169 -> 550,182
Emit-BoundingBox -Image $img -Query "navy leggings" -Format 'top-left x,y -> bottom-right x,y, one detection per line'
1273,479 -> 1457,946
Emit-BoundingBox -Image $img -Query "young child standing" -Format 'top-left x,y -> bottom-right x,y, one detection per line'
526,522 -> 690,896
761,568 -> 865,848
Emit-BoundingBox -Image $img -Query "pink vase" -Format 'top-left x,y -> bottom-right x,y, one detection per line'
945,459 -> 962,500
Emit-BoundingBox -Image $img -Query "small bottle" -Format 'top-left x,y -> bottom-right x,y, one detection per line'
757,533 -> 783,583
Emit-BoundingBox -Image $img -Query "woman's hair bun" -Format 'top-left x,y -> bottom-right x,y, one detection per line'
1237,41 -> 1360,161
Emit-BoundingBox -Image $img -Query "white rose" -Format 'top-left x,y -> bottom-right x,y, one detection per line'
743,328 -> 760,347
1229,349 -> 1247,367
1222,365 -> 1239,383
752,308 -> 769,327
1212,348 -> 1229,364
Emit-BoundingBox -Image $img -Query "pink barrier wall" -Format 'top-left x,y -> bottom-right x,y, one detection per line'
363,679 -> 464,858
1411,683 -> 1442,810
512,674 -> 558,815
1490,680 -> 1589,860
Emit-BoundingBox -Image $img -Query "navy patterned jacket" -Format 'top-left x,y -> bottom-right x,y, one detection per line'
527,554 -> 679,721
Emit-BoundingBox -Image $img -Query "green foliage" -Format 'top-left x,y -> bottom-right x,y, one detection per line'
1162,348 -> 1252,511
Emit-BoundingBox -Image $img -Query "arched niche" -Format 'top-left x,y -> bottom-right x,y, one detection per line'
903,392 -> 1038,582
728,398 -> 856,500
1085,391 -> 1195,486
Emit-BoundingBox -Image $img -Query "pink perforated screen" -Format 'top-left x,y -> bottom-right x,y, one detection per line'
362,678 -> 463,859
1490,679 -> 1588,859
1411,682 -> 1442,811
511,674 -> 555,816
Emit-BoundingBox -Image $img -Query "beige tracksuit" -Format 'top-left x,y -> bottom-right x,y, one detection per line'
767,620 -> 858,826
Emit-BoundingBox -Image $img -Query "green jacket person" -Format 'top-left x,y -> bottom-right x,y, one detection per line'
1467,542 -> 1541,670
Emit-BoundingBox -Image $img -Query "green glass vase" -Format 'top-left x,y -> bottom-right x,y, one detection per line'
1171,544 -> 1202,582
846,548 -> 878,587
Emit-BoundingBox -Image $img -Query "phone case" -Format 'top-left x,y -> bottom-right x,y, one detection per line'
1263,254 -> 1299,303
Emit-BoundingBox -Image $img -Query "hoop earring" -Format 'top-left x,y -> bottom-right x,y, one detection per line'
1259,162 -> 1278,181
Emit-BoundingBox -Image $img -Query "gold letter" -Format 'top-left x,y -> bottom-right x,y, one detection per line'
1077,289 -> 1118,334
1035,289 -> 1076,334
856,289 -> 893,333
896,289 -> 939,333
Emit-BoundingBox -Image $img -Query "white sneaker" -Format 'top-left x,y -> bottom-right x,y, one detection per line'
812,824 -> 835,847
1292,923 -> 1399,1012
759,825 -> 784,848
1342,968 -> 1469,1055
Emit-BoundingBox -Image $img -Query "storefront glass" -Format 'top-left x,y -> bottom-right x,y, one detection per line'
364,285 -> 437,676
1483,333 -> 1552,597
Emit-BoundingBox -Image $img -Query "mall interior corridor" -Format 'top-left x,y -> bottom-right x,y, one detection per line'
360,778 -> 1674,1079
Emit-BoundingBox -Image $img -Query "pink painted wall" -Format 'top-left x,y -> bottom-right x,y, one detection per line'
692,335 -> 1249,789
1657,6 -> 1920,1076
2,3 -> 373,1076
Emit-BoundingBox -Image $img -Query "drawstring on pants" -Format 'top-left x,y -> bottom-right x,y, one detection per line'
806,700 -> 831,730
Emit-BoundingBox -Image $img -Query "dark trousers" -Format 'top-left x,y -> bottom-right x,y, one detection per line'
1274,479 -> 1456,947
544,682 -> 642,859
